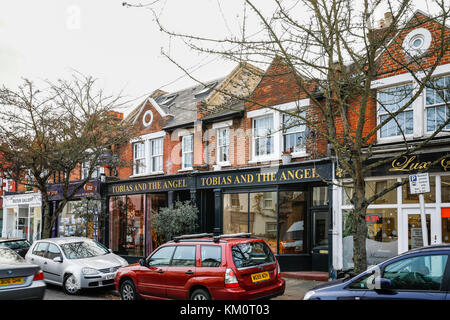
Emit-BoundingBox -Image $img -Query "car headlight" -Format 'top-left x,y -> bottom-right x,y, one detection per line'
82,267 -> 100,275
303,290 -> 316,300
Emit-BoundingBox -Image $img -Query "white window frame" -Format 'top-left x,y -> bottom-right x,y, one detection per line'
181,134 -> 194,170
132,141 -> 146,176
149,137 -> 164,173
213,120 -> 232,167
248,99 -> 309,163
377,83 -> 415,142
425,74 -> 450,133
81,161 -> 103,180
131,131 -> 166,177
282,110 -> 307,156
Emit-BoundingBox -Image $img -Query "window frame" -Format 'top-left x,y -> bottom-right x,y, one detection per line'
181,134 -> 194,170
149,137 -> 164,173
377,83 -> 415,140
282,110 -> 307,154
252,114 -> 275,160
217,127 -> 230,166
133,141 -> 146,175
425,75 -> 450,133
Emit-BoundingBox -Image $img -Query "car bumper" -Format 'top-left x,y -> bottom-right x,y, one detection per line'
211,278 -> 286,300
81,272 -> 117,288
0,280 -> 46,300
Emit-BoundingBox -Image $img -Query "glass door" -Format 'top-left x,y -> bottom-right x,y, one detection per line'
404,208 -> 439,251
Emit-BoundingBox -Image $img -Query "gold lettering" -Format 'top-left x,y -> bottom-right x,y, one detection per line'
390,155 -> 431,172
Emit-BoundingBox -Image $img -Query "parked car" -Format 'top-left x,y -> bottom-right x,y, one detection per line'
0,238 -> 32,258
115,233 -> 285,300
303,244 -> 450,300
25,237 -> 128,295
0,246 -> 46,300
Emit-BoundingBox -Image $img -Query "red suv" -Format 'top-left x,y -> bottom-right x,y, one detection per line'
115,233 -> 285,300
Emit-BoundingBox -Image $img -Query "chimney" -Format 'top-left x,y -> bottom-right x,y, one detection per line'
384,12 -> 393,27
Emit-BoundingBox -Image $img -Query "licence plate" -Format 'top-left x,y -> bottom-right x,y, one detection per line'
105,273 -> 116,280
0,277 -> 23,286
251,272 -> 270,283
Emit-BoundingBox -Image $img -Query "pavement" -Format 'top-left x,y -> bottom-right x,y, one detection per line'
273,277 -> 326,300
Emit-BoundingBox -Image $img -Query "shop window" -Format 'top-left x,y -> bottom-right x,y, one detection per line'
442,176 -> 450,203
59,200 -> 101,239
365,179 -> 398,204
223,193 -> 249,234
110,196 -> 126,253
125,195 -> 145,257
249,192 -> 277,253
148,193 -> 168,251
402,176 -> 436,203
278,191 -> 306,254
342,209 -> 398,270
312,186 -> 328,206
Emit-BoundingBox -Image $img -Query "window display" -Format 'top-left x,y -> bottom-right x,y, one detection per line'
278,191 -> 306,254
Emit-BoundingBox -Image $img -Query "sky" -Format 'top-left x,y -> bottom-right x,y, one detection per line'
0,0 -> 443,116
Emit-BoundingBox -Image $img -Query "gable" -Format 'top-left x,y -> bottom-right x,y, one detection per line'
375,11 -> 450,80
132,99 -> 171,135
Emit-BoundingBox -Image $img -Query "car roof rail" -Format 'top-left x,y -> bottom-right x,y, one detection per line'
213,233 -> 252,242
172,233 -> 214,242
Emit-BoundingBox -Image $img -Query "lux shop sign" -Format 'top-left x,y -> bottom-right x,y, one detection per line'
198,165 -> 330,188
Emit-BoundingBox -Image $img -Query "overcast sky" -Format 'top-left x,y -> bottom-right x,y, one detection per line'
0,0 -> 442,115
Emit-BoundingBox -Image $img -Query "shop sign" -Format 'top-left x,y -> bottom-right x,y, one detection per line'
197,163 -> 331,189
47,180 -> 100,201
108,176 -> 193,195
336,152 -> 450,178
4,193 -> 41,207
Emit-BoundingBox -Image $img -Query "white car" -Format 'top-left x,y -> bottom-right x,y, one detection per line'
25,237 -> 128,295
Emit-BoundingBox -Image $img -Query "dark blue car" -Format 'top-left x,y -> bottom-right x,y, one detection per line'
304,245 -> 450,300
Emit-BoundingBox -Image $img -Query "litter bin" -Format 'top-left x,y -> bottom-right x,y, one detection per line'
311,245 -> 329,272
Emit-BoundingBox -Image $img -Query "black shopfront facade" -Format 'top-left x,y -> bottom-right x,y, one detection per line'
106,159 -> 334,272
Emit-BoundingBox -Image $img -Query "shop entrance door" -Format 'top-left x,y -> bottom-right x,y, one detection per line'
311,211 -> 329,272
403,208 -> 440,252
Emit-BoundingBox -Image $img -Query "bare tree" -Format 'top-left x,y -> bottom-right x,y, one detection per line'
0,74 -> 136,238
125,0 -> 450,273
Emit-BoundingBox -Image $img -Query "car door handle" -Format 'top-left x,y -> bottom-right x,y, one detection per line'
185,270 -> 194,275
157,269 -> 164,274
44,261 -> 47,265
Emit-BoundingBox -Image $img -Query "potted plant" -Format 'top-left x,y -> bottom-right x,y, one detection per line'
281,149 -> 292,164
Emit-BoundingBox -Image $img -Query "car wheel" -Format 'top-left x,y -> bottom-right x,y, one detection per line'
120,279 -> 141,301
63,274 -> 81,295
190,288 -> 211,300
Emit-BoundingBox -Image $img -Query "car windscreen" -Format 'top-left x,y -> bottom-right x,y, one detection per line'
1,240 -> 30,250
60,240 -> 109,259
232,241 -> 275,269
0,247 -> 25,264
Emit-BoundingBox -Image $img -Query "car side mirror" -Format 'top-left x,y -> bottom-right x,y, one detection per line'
139,258 -> 147,267
53,256 -> 63,263
374,277 -> 393,290
108,249 -> 113,253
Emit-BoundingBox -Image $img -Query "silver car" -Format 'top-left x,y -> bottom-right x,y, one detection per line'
25,237 -> 128,295
0,247 -> 46,300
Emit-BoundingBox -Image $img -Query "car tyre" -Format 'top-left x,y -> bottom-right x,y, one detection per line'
63,273 -> 82,295
190,288 -> 211,300
120,279 -> 141,300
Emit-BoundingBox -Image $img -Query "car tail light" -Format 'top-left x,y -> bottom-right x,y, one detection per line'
224,268 -> 239,288
277,263 -> 281,278
33,271 -> 44,281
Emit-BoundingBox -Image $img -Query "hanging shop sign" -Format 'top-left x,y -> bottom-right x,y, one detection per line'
47,180 -> 101,201
108,175 -> 194,196
196,162 -> 332,189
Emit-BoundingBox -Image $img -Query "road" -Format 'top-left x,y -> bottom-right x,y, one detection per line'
42,277 -> 321,300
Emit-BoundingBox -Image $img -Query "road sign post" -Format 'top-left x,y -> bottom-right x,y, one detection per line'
409,173 -> 430,247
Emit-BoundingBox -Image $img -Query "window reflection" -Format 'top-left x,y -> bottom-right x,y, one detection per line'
279,191 -> 306,254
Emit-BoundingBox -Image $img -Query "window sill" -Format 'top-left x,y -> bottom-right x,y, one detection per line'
130,171 -> 164,178
217,162 -> 231,167
178,168 -> 193,173
249,156 -> 280,164
291,152 -> 309,158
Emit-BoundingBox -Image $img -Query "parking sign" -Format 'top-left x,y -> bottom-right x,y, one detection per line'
409,173 -> 430,194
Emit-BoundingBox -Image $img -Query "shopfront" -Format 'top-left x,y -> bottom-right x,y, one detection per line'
107,175 -> 194,261
334,152 -> 450,272
1,192 -> 42,242
196,159 -> 334,272
47,180 -> 104,241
